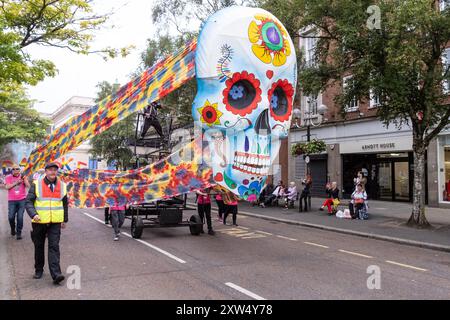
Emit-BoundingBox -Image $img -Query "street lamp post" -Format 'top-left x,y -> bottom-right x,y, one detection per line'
292,103 -> 328,210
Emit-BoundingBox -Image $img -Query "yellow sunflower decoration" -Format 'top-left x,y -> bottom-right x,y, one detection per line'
198,100 -> 223,127
248,14 -> 291,67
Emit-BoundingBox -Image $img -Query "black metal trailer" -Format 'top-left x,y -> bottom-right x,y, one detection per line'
125,194 -> 203,239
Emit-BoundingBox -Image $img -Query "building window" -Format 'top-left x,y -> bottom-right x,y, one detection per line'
369,89 -> 381,108
343,76 -> 359,112
301,93 -> 322,125
88,158 -> 98,170
443,48 -> 450,94
440,0 -> 450,11
301,30 -> 318,68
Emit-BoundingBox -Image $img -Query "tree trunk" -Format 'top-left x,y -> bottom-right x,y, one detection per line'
407,144 -> 430,228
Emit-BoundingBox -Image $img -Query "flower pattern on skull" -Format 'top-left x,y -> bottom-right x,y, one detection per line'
248,14 -> 291,66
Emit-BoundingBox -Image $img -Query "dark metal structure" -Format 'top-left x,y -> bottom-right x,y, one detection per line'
122,107 -> 202,239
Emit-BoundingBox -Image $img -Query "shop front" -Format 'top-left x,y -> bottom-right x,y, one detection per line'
340,136 -> 415,202
438,133 -> 450,205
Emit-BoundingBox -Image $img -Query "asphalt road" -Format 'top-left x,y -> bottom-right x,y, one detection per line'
4,207 -> 450,300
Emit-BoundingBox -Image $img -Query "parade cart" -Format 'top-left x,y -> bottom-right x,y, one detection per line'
125,194 -> 203,239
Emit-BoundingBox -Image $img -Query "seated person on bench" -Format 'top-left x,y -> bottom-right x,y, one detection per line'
349,183 -> 367,219
141,101 -> 163,138
284,182 -> 298,209
260,181 -> 285,207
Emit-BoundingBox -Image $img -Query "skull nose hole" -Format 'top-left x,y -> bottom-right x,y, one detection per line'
255,109 -> 271,136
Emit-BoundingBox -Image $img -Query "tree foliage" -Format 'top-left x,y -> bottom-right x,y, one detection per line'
89,81 -> 135,170
140,34 -> 197,127
261,0 -> 450,226
0,0 -> 132,88
0,0 -> 132,148
151,0 -> 255,34
0,83 -> 50,149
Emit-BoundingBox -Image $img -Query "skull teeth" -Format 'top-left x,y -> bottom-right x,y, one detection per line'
232,152 -> 270,176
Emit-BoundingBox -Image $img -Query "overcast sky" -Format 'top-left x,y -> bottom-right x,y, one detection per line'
28,0 -> 158,114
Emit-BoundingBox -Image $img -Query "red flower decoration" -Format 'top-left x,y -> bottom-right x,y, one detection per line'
268,79 -> 294,122
222,71 -> 262,116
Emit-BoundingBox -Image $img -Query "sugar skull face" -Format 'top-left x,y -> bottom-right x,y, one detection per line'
192,6 -> 297,201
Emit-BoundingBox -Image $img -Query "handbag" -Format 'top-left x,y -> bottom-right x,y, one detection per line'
354,198 -> 364,204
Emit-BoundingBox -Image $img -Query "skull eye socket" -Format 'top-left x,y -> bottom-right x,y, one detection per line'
223,71 -> 262,116
268,79 -> 294,122
270,87 -> 288,116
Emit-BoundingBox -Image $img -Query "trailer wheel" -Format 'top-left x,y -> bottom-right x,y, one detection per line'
131,216 -> 144,239
189,214 -> 202,236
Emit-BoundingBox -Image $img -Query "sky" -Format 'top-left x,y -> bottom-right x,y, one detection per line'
27,0 -> 158,114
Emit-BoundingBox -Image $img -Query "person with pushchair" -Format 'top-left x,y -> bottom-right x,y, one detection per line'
349,183 -> 368,219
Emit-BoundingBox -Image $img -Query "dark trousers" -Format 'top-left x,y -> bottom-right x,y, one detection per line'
8,200 -> 25,234
141,119 -> 163,138
264,194 -> 276,206
197,203 -> 213,230
299,192 -> 309,212
224,205 -> 237,225
216,200 -> 225,219
104,207 -> 110,223
349,203 -> 363,219
31,223 -> 62,279
110,210 -> 125,235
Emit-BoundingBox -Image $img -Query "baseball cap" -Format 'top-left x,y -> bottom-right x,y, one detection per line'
44,162 -> 59,170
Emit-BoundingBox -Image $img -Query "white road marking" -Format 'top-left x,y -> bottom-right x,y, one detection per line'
276,235 -> 298,241
225,282 -> 266,300
255,230 -> 273,236
83,212 -> 186,264
237,226 -> 249,230
304,242 -> 329,249
83,212 -> 111,227
338,249 -> 373,259
134,238 -> 186,264
385,260 -> 428,272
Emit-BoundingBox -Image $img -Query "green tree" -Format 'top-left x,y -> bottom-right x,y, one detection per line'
89,81 -> 135,170
0,0 -> 132,147
0,0 -> 132,87
0,83 -> 50,149
151,0 -> 254,34
261,0 -> 450,227
140,34 -> 196,127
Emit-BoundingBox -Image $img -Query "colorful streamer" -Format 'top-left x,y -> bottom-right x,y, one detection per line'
24,39 -> 197,177
59,138 -> 214,208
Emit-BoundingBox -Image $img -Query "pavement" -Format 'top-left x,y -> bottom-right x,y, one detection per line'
1,190 -> 450,300
186,196 -> 450,252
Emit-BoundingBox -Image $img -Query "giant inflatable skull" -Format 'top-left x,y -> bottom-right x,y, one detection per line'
193,6 -> 297,201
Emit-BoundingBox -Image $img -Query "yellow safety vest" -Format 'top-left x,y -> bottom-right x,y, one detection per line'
34,178 -> 67,224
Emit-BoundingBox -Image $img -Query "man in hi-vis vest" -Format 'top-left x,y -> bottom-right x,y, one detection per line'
25,162 -> 68,284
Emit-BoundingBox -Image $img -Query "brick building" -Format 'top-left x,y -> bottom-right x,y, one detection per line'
285,1 -> 450,208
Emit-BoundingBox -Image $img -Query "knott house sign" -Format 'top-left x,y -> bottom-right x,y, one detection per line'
339,136 -> 412,154
362,143 -> 396,151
